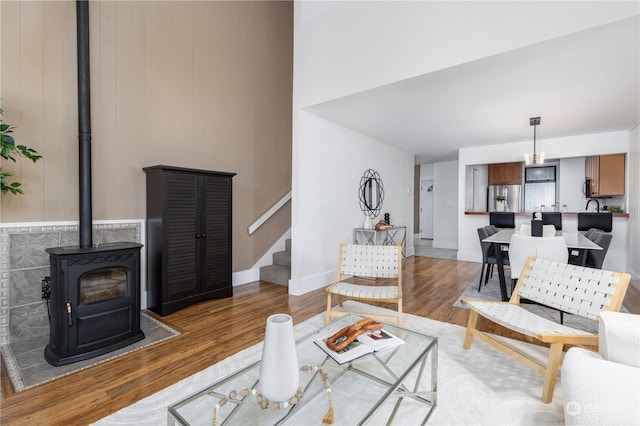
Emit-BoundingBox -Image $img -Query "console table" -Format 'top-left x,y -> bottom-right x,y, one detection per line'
353,226 -> 407,257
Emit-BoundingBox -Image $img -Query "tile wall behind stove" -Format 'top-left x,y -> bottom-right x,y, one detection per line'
0,221 -> 142,346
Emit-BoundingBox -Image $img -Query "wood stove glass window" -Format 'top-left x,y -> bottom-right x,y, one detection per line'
80,267 -> 128,303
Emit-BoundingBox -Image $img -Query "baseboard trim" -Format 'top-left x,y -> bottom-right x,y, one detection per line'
288,269 -> 335,296
233,268 -> 260,286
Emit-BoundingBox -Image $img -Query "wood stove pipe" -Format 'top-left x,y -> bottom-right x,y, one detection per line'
77,0 -> 92,248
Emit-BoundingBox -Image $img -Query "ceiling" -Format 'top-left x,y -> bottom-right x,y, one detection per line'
307,16 -> 640,164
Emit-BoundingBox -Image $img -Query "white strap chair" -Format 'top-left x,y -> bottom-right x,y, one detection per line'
462,257 -> 630,403
326,243 -> 403,324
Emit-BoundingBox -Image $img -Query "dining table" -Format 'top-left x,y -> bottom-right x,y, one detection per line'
483,229 -> 603,301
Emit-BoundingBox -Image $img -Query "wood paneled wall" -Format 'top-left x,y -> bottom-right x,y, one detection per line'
0,1 -> 293,270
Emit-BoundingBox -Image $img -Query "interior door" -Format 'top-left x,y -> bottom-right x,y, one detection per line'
420,180 -> 434,239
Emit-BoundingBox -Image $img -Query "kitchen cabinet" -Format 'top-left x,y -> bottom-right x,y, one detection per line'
488,162 -> 522,185
585,154 -> 625,197
144,165 -> 236,316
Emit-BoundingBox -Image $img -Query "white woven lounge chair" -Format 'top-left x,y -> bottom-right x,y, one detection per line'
462,256 -> 630,403
325,243 -> 403,325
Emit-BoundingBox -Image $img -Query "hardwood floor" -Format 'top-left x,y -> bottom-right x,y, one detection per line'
1,256 -> 638,425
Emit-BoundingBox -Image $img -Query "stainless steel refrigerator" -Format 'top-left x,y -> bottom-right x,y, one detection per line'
488,185 -> 522,212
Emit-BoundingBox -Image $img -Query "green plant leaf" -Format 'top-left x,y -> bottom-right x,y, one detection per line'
1,107 -> 42,195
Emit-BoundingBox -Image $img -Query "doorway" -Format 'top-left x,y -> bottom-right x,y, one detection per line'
420,179 -> 434,239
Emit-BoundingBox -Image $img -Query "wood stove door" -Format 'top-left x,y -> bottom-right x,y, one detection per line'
68,263 -> 140,356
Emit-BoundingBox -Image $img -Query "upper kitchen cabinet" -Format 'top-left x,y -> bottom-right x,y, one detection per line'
585,154 -> 625,197
488,162 -> 522,185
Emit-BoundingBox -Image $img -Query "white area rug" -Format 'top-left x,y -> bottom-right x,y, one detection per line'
94,301 -> 565,425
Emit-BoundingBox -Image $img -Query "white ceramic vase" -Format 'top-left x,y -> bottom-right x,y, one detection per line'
259,314 -> 299,402
363,215 -> 372,229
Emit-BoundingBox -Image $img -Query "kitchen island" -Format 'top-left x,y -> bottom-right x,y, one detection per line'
460,211 -> 630,274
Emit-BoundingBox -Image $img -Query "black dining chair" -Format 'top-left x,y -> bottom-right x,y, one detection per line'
489,212 -> 515,229
535,212 -> 562,230
585,231 -> 612,269
476,226 -> 508,291
577,212 -> 612,232
568,228 -> 612,268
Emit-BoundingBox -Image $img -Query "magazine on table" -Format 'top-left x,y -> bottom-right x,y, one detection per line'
314,327 -> 405,364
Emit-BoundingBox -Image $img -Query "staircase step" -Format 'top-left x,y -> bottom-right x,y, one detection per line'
260,264 -> 291,287
272,250 -> 291,267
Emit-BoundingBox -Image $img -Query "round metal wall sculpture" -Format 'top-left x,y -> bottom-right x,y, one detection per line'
359,169 -> 384,218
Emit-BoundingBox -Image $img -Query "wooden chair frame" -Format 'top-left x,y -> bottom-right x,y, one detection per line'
326,243 -> 403,325
462,256 -> 630,403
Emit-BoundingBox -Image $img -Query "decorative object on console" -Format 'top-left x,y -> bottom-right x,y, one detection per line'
363,214 -> 372,230
384,212 -> 390,225
374,220 -> 391,230
259,314 -> 299,403
524,116 -> 545,165
358,169 -> 384,219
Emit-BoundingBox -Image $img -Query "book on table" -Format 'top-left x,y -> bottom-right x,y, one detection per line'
315,327 -> 405,364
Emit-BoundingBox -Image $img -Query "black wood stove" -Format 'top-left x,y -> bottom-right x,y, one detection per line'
44,0 -> 144,366
44,243 -> 144,366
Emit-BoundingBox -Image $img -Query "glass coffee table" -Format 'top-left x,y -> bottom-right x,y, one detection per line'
168,314 -> 438,425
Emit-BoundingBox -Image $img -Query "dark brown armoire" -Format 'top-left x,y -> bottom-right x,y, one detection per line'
144,165 -> 236,316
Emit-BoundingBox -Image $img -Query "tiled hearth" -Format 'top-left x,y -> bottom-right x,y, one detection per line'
0,221 -> 143,347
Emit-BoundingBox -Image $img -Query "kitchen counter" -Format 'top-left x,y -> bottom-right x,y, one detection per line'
465,211 -> 629,217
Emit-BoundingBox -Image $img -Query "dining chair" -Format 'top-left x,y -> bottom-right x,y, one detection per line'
508,234 -> 538,285
519,224 -> 556,237
477,227 -> 509,291
536,212 -> 562,230
508,234 -> 568,288
585,231 -> 612,269
569,229 -> 612,269
578,212 -> 613,232
489,212 -> 515,229
509,234 -> 569,323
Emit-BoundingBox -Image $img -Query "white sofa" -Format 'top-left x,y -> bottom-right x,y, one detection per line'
562,311 -> 640,425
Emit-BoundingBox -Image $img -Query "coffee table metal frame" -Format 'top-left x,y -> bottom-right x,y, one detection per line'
167,314 -> 438,425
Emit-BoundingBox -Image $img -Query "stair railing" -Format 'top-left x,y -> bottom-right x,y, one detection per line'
248,191 -> 292,235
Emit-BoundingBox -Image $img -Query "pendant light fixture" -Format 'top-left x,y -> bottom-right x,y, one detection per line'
524,116 -> 544,165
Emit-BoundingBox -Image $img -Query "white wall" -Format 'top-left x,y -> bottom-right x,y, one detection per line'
433,161 -> 459,249
420,163 -> 434,180
289,112 -> 414,295
628,124 -> 640,282
457,131 -> 636,278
